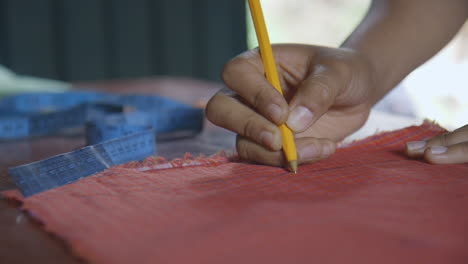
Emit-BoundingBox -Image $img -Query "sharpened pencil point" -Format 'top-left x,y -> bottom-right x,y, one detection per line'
289,160 -> 298,174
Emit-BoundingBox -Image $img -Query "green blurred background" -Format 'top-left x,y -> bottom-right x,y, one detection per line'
0,0 -> 247,82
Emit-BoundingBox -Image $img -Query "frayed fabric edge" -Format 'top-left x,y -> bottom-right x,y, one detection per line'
124,119 -> 446,172
118,150 -> 236,172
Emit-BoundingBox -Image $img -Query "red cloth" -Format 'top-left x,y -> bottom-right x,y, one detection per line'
4,122 -> 468,264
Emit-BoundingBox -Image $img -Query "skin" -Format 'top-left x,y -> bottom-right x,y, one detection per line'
206,0 -> 468,166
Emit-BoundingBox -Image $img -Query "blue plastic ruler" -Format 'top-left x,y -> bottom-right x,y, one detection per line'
2,91 -> 204,196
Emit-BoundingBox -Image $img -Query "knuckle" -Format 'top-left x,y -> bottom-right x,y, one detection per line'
204,95 -> 222,124
319,52 -> 353,79
317,81 -> 333,101
221,62 -> 235,84
236,136 -> 251,161
222,53 -> 255,84
311,75 -> 334,101
242,113 -> 259,139
236,136 -> 284,166
222,58 -> 243,84
252,84 -> 269,109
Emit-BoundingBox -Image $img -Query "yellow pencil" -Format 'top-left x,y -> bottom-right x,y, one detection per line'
248,0 -> 298,173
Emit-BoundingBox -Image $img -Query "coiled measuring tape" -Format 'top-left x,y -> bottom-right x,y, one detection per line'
2,91 -> 204,196
0,91 -> 203,140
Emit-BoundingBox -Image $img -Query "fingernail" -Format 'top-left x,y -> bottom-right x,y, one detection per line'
267,104 -> 283,122
299,144 -> 318,161
287,106 -> 314,131
406,141 -> 426,151
430,146 -> 448,155
259,131 -> 274,147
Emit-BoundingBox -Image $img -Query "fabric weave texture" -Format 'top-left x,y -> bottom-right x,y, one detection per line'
4,122 -> 468,264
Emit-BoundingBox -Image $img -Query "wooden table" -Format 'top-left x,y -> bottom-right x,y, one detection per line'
0,78 -> 235,263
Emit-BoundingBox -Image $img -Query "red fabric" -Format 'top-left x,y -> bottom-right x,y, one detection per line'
4,122 -> 468,264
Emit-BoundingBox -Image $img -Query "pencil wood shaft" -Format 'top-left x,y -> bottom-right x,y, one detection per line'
248,0 -> 298,172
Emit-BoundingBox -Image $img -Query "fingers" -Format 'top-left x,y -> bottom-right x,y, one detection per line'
222,51 -> 289,125
206,92 -> 282,151
286,64 -> 342,133
236,135 -> 336,167
406,125 -> 468,164
424,142 -> 468,164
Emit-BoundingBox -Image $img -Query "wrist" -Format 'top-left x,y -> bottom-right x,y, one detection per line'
340,44 -> 401,105
336,46 -> 391,108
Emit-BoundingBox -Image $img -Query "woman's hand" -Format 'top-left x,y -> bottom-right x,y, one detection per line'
406,125 -> 468,164
206,44 -> 377,167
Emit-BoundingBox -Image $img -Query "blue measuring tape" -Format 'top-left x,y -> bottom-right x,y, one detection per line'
3,91 -> 204,196
10,130 -> 155,197
0,91 -> 203,140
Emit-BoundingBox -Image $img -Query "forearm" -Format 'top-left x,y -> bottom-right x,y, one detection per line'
341,0 -> 468,102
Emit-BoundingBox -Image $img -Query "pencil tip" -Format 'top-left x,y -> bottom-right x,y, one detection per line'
289,160 -> 298,174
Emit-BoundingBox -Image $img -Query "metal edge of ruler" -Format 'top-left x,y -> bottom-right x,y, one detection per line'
8,129 -> 156,197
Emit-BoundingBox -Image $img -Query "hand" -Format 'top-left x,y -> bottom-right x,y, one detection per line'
406,125 -> 468,164
206,44 -> 377,167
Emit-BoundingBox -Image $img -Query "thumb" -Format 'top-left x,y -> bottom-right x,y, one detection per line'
286,65 -> 340,132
